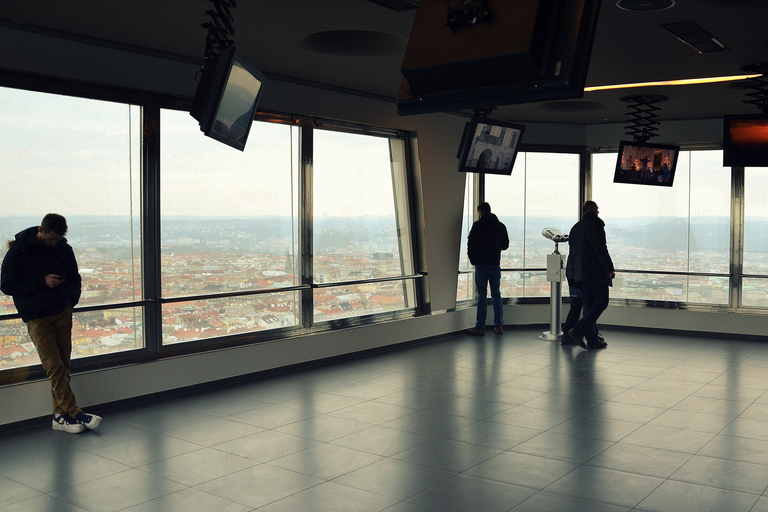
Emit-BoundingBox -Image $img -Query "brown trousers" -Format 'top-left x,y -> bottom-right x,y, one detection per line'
26,305 -> 81,417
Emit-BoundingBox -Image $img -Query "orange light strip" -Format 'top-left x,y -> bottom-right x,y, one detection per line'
584,74 -> 762,92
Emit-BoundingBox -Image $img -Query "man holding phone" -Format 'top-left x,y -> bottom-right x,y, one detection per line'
1,213 -> 102,433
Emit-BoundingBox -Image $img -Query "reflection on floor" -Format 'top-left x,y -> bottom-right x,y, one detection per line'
3,327 -> 768,511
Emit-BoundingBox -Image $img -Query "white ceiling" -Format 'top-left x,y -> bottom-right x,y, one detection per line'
1,0 -> 767,125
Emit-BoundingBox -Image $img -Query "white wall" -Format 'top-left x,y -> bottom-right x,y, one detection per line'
0,27 -> 765,428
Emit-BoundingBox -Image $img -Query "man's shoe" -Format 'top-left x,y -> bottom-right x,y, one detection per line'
467,328 -> 485,336
52,414 -> 86,434
560,333 -> 577,346
597,332 -> 605,342
73,412 -> 102,430
494,326 -> 503,335
568,329 -> 587,349
587,341 -> 608,349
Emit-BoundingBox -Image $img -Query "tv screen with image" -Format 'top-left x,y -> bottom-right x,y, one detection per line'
723,113 -> 768,167
613,140 -> 680,187
190,46 -> 266,151
457,118 -> 525,175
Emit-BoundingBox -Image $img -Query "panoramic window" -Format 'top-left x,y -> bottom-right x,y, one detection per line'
457,173 -> 476,302
742,167 -> 768,307
160,110 -> 300,344
484,152 -> 580,298
592,150 -> 730,304
312,129 -> 415,321
0,86 -> 143,368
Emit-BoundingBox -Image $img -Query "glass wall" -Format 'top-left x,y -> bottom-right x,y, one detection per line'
0,82 -> 418,373
484,152 -> 580,298
312,129 -> 416,321
592,150 -> 730,304
160,111 -> 300,344
457,173 -> 475,302
742,167 -> 768,307
0,87 -> 143,369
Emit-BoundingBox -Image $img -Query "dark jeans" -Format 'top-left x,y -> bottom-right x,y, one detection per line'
572,282 -> 609,345
563,296 -> 583,334
475,264 -> 502,330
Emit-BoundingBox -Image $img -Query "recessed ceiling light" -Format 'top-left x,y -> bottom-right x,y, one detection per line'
616,0 -> 675,12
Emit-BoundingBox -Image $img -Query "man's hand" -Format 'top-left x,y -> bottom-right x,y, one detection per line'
45,274 -> 64,288
609,272 -> 616,279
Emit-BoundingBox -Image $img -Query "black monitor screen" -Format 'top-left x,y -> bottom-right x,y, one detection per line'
457,119 -> 525,175
723,114 -> 768,167
613,140 -> 680,187
190,46 -> 266,151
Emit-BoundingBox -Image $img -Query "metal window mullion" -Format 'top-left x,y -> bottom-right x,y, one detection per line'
731,165 -> 745,308
300,124 -> 314,328
142,101 -> 163,353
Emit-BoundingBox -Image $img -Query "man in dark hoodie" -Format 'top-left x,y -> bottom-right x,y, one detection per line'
1,214 -> 102,433
567,201 -> 615,349
467,202 -> 509,336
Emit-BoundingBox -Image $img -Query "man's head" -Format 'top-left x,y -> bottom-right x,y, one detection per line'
38,213 -> 67,246
477,202 -> 491,217
583,201 -> 599,215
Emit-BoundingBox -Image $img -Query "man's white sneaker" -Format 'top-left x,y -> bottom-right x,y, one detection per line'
52,414 -> 86,434
73,412 -> 102,430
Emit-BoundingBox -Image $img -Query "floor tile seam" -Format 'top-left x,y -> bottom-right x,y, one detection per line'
48,469 -> 187,512
662,462 -> 768,497
327,462 -> 457,502
203,465 -> 331,512
208,432 -> 322,463
533,462 -> 667,511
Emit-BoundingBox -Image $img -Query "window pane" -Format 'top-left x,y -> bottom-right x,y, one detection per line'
313,130 -> 415,320
162,293 -> 299,345
0,307 -> 144,369
160,110 -> 300,344
457,174 -> 474,302
593,150 -> 729,304
742,167 -> 768,306
485,152 -> 579,298
0,86 -> 143,365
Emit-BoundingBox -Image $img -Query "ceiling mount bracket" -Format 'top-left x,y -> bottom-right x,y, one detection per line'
741,63 -> 768,114
473,107 -> 497,120
202,0 -> 237,59
444,0 -> 493,32
621,95 -> 668,143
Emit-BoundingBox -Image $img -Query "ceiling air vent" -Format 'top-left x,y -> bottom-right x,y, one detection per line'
365,0 -> 419,11
661,21 -> 729,53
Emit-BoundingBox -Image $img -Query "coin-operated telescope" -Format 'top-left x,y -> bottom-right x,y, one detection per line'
540,228 -> 569,341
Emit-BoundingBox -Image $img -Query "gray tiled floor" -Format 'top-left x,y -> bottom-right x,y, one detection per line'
3,327 -> 768,511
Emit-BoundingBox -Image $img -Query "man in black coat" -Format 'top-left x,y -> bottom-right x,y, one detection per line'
567,201 -> 615,349
467,202 -> 509,336
1,213 -> 102,433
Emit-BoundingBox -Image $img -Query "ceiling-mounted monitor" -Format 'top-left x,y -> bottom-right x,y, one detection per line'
723,113 -> 768,167
457,118 -> 525,175
396,0 -> 602,115
613,140 -> 680,187
190,46 -> 266,151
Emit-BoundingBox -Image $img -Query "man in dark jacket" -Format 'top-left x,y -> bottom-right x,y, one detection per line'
567,201 -> 615,349
1,214 -> 102,433
467,202 -> 509,336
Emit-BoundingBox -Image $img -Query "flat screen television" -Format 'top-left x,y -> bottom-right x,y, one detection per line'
190,46 -> 266,151
457,118 -> 525,175
723,113 -> 768,167
613,140 -> 680,187
397,0 -> 601,115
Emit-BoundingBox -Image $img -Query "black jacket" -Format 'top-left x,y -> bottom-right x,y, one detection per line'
1,226 -> 82,322
568,212 -> 614,286
467,213 -> 509,266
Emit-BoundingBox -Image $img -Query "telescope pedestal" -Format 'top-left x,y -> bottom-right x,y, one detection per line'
540,251 -> 565,341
